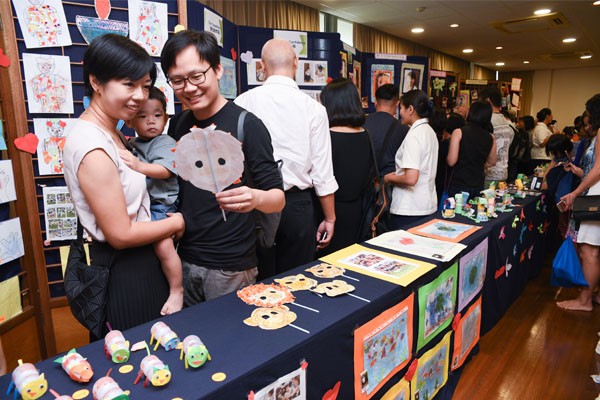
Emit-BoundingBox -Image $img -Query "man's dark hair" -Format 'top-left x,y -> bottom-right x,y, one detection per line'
375,84 -> 399,101
320,78 -> 365,127
536,108 -> 552,123
520,115 -> 535,131
161,30 -> 220,76
148,86 -> 167,112
479,86 -> 502,108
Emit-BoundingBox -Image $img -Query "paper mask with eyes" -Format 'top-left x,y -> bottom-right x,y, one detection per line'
243,305 -> 297,330
237,283 -> 295,307
274,274 -> 317,291
175,127 -> 244,193
305,263 -> 345,278
313,280 -> 355,297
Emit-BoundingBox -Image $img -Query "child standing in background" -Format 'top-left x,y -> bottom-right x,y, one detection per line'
119,87 -> 182,315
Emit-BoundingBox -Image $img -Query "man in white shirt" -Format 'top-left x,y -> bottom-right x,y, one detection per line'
481,86 -> 514,183
235,39 -> 338,277
530,108 -> 554,172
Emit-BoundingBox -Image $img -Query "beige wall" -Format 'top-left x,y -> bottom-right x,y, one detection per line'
530,66 -> 600,132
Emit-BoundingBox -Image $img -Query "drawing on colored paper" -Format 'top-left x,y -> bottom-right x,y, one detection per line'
219,56 -> 237,99
354,294 -> 413,399
452,297 -> 481,370
367,230 -> 466,262
0,218 -> 25,266
417,263 -> 457,350
0,160 -> 17,204
380,378 -> 409,400
274,274 -> 317,291
243,305 -> 297,330
408,219 -> 481,243
76,15 -> 128,45
253,364 -> 306,400
23,53 -> 73,114
43,186 -> 78,241
458,238 -> 487,311
33,118 -> 72,175
370,64 -> 394,102
412,331 -> 451,400
154,63 -> 175,115
12,0 -> 72,49
128,0 -> 168,57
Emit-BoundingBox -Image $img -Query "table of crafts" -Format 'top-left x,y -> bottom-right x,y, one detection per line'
0,194 -> 548,400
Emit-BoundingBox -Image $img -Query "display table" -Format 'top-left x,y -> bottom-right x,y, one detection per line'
0,194 -> 547,400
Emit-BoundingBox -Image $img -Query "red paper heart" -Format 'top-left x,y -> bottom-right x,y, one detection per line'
14,133 -> 39,154
452,313 -> 462,331
95,0 -> 111,19
405,359 -> 419,381
231,48 -> 237,61
0,48 -> 10,68
321,381 -> 341,400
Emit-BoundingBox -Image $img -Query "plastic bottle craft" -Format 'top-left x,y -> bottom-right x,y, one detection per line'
6,360 -> 47,400
134,343 -> 171,388
54,348 -> 93,383
93,373 -> 128,400
49,389 -> 73,400
150,321 -> 179,351
104,330 -> 130,363
179,335 -> 211,369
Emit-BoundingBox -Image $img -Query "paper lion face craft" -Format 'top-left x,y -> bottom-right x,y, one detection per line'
306,263 -> 345,278
174,127 -> 244,192
274,274 -> 317,291
243,305 -> 297,330
313,280 -> 355,297
237,283 -> 295,307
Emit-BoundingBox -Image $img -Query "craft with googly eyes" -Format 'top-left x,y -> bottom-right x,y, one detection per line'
54,348 -> 93,383
179,335 -> 211,369
150,321 -> 180,351
6,360 -> 47,400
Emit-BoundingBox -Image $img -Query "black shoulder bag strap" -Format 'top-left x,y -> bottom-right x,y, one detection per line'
376,118 -> 399,168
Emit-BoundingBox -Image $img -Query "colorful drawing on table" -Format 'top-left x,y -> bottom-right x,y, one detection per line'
411,331 -> 451,400
0,160 -> 17,204
295,60 -> 328,86
179,335 -> 211,369
150,321 -> 180,351
400,63 -> 424,94
93,371 -> 129,400
104,330 -> 130,364
243,305 -> 297,330
407,219 -> 482,243
128,0 -> 168,56
458,238 -> 487,312
7,359 -> 47,400
237,283 -> 295,307
380,378 -> 409,400
23,53 -> 74,114
366,230 -> 466,262
253,364 -> 306,400
417,263 -> 457,350
353,294 -> 413,400
42,186 -> 78,241
48,388 -> 74,399
219,56 -> 237,99
451,297 -> 481,370
33,118 -> 72,175
154,63 -> 175,115
0,276 -> 23,323
134,342 -> 171,387
12,0 -> 71,49
54,348 -> 93,383
75,16 -> 128,45
370,64 -> 394,103
313,280 -> 355,297
0,218 -> 25,266
320,244 -> 436,287
275,274 -> 317,291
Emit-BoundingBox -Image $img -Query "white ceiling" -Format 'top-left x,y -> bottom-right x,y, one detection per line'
293,0 -> 600,71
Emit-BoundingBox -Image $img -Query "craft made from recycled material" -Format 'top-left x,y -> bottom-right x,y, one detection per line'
104,330 -> 130,363
243,305 -> 297,330
150,321 -> 179,351
274,274 -> 318,291
54,349 -> 93,383
92,376 -> 128,400
313,280 -> 355,297
48,389 -> 74,400
237,283 -> 295,307
134,354 -> 171,387
305,263 -> 345,278
179,335 -> 211,369
6,360 -> 47,400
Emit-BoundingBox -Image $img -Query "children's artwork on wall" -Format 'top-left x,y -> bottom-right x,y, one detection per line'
253,364 -> 306,400
458,238 -> 488,311
452,296 -> 481,370
320,244 -> 436,286
0,218 -> 25,266
219,56 -> 237,99
154,63 -> 175,115
273,30 -> 308,58
0,275 -> 22,323
23,53 -> 74,114
354,294 -> 413,399
295,60 -> 328,86
408,219 -> 482,243
400,63 -> 424,94
412,331 -> 451,400
43,186 -> 78,241
0,160 -> 17,204
353,60 -> 362,94
204,8 -> 223,47
33,118 -> 72,175
417,263 -> 457,350
0,119 -> 7,150
371,64 -> 394,102
340,51 -> 347,78
128,0 -> 168,57
367,230 -> 466,262
246,58 -> 266,85
12,0 -> 72,49
75,16 -> 128,45
381,378 -> 409,400
300,89 -> 321,103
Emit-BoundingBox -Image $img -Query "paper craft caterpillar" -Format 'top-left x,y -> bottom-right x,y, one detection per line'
93,375 -> 128,400
150,321 -> 179,351
54,348 -> 93,383
134,350 -> 171,388
104,330 -> 130,363
6,360 -> 47,400
49,389 -> 73,400
180,335 -> 211,369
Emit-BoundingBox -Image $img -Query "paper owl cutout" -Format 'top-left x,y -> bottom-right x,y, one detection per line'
243,305 -> 297,330
54,348 -> 93,383
313,280 -> 355,297
274,274 -> 317,291
7,360 -> 47,400
305,263 -> 345,278
237,283 -> 295,307
175,127 -> 244,193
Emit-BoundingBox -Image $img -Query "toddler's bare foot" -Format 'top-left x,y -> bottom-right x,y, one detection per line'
556,298 -> 593,311
161,290 -> 183,315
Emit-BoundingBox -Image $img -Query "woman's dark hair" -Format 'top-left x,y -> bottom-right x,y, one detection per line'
446,112 -> 465,133
161,30 -> 220,77
320,78 -> 365,127
83,34 -> 156,97
585,93 -> 600,132
520,115 -> 535,131
545,133 -> 573,158
428,108 -> 446,138
466,101 -> 493,130
400,89 -> 433,118
536,108 -> 552,123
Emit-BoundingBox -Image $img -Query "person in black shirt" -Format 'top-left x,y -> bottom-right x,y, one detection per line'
161,31 -> 284,305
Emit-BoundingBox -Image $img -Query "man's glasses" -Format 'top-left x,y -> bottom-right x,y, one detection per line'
167,66 -> 211,90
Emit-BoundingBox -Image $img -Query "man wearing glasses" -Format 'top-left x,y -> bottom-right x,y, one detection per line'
161,30 -> 284,305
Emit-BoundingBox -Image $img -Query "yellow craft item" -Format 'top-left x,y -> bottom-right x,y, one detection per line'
72,389 -> 89,399
212,372 -> 227,382
118,365 -> 133,374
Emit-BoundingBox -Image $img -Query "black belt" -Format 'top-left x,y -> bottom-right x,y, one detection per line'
285,186 -> 311,194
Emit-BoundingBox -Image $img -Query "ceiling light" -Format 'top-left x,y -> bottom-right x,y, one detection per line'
534,9 -> 551,15
562,38 -> 576,43
462,48 -> 473,53
581,55 -> 592,59
496,46 -> 503,50
411,27 -> 424,33
523,61 -> 530,64
450,24 -> 459,28
496,62 -> 505,66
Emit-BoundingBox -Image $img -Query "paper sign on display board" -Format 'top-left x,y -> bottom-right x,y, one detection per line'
204,8 -> 224,47
274,30 -> 308,58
